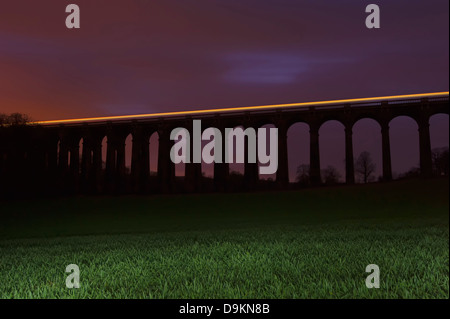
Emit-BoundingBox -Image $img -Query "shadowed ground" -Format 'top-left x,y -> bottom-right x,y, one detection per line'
0,178 -> 448,298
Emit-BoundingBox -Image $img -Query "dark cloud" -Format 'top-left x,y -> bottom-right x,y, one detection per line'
0,0 -> 448,119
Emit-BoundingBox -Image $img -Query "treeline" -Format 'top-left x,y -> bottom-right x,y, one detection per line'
0,113 -> 32,127
295,149 -> 449,186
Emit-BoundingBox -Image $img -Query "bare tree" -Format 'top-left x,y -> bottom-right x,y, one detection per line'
322,165 -> 341,185
296,164 -> 310,186
355,151 -> 376,183
432,147 -> 449,176
8,113 -> 32,125
399,167 -> 420,179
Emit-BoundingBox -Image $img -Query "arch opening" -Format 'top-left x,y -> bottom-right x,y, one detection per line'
287,122 -> 310,185
352,118 -> 382,183
389,116 -> 419,179
430,113 -> 449,176
319,120 -> 345,185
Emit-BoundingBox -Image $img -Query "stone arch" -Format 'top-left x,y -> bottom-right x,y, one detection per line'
351,114 -> 381,129
318,117 -> 345,131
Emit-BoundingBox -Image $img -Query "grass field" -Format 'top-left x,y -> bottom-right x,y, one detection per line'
0,178 -> 448,298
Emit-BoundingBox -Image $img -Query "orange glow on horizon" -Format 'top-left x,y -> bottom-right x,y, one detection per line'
33,92 -> 449,125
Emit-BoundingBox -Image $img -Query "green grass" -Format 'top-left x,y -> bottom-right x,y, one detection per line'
0,178 -> 448,298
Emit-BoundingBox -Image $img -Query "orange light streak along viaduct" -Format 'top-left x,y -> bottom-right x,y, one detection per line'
1,92 -> 448,196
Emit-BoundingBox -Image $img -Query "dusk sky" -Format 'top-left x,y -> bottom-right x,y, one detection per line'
0,0 -> 449,179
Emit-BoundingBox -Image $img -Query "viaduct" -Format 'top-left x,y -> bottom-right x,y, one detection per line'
0,92 -> 448,196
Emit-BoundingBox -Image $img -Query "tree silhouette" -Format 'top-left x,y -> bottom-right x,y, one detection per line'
432,147 -> 449,176
0,113 -> 32,127
322,165 -> 341,185
355,151 -> 376,183
0,113 -> 7,126
296,164 -> 310,186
